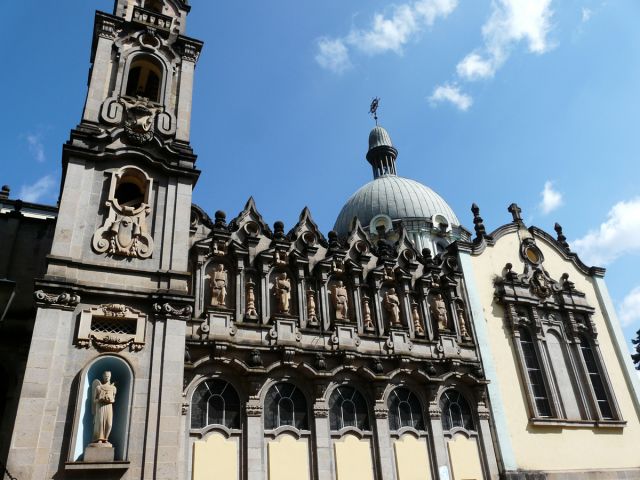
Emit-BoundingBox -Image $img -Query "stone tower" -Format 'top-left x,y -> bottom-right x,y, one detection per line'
6,1 -> 202,478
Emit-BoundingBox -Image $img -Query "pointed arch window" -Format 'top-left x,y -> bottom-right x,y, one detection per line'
329,386 -> 369,431
191,379 -> 240,429
440,390 -> 474,432
264,382 -> 308,430
388,387 -> 424,431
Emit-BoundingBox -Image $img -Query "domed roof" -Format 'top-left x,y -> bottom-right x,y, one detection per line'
368,126 -> 393,150
333,175 -> 460,235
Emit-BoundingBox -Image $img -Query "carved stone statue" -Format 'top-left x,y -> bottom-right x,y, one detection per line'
362,294 -> 374,331
246,279 -> 258,317
210,264 -> 228,307
91,371 -> 117,444
411,302 -> 425,336
430,293 -> 449,331
274,273 -> 291,314
331,281 -> 349,321
307,289 -> 318,325
383,288 -> 401,326
456,304 -> 469,338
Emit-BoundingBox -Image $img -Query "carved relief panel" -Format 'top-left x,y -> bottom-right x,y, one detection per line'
92,167 -> 154,259
77,304 -> 146,352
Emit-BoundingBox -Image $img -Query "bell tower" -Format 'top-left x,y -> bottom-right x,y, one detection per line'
6,1 -> 203,478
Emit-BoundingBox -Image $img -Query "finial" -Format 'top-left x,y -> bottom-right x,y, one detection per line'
508,203 -> 523,223
0,185 -> 10,200
214,210 -> 227,228
369,97 -> 380,126
554,222 -> 570,251
471,203 -> 486,242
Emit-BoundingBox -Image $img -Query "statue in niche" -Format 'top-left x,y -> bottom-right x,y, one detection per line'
209,264 -> 228,307
245,278 -> 258,317
362,294 -> 375,331
411,302 -> 425,336
331,281 -> 349,321
274,250 -> 287,266
456,303 -> 469,338
274,273 -> 291,314
383,288 -> 401,326
430,293 -> 449,331
306,289 -> 318,326
91,371 -> 117,444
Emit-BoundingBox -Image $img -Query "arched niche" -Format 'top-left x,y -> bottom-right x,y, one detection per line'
269,267 -> 296,317
70,355 -> 134,462
204,260 -> 234,310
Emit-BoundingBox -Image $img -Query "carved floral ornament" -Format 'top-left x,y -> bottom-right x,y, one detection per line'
92,167 -> 154,260
77,304 -> 146,352
34,290 -> 81,310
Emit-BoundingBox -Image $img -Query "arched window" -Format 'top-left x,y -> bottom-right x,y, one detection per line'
329,386 -> 369,431
264,382 -> 308,430
125,56 -> 162,102
191,379 -> 240,429
145,0 -> 164,13
579,337 -> 613,419
440,390 -> 474,432
518,329 -> 552,417
388,387 -> 424,431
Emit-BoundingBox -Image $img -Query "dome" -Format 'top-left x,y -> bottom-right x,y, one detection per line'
368,126 -> 393,150
333,175 -> 460,235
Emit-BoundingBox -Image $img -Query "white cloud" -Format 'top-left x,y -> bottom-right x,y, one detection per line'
539,181 -> 563,215
572,198 -> 640,266
19,175 -> 56,203
581,7 -> 592,22
316,0 -> 457,70
455,0 -> 554,81
428,83 -> 472,111
456,52 -> 495,80
619,286 -> 640,328
25,133 -> 46,163
315,38 -> 351,73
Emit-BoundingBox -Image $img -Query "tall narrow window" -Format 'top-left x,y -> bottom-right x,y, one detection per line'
388,387 -> 424,431
519,329 -> 552,417
329,386 -> 369,431
579,337 -> 614,419
264,382 -> 308,430
440,390 -> 474,432
191,379 -> 240,429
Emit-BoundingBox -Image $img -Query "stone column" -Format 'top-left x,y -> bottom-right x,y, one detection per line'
83,19 -> 117,123
313,402 -> 333,480
477,403 -> 500,480
373,405 -> 395,480
245,399 -> 264,480
427,402 -> 450,480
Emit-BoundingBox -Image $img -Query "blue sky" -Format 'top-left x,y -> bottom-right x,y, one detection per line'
2,1 -> 640,353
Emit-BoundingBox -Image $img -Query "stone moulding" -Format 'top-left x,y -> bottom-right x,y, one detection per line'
153,302 -> 193,319
77,304 -> 146,352
34,290 -> 81,310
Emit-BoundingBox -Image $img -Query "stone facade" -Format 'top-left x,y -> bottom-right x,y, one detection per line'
0,1 -> 639,480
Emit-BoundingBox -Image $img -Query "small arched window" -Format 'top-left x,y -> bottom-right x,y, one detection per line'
519,329 -> 552,417
579,337 -> 613,419
191,379 -> 240,430
440,390 -> 474,432
329,386 -> 369,431
145,0 -> 164,13
113,168 -> 148,212
388,387 -> 424,431
264,382 -> 308,430
125,56 -> 162,102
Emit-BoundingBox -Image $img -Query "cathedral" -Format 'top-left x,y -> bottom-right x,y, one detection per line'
1,1 -> 639,479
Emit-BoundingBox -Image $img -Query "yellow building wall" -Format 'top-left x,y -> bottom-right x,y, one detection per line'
393,434 -> 432,480
192,432 -> 238,480
447,434 -> 483,480
469,230 -> 640,470
267,434 -> 310,480
334,434 -> 375,480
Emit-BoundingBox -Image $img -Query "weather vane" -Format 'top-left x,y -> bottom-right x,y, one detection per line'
369,97 -> 380,125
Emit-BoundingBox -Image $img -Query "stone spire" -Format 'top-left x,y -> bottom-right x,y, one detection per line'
366,126 -> 398,179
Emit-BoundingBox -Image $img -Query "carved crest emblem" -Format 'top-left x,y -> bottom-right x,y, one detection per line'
121,97 -> 159,144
